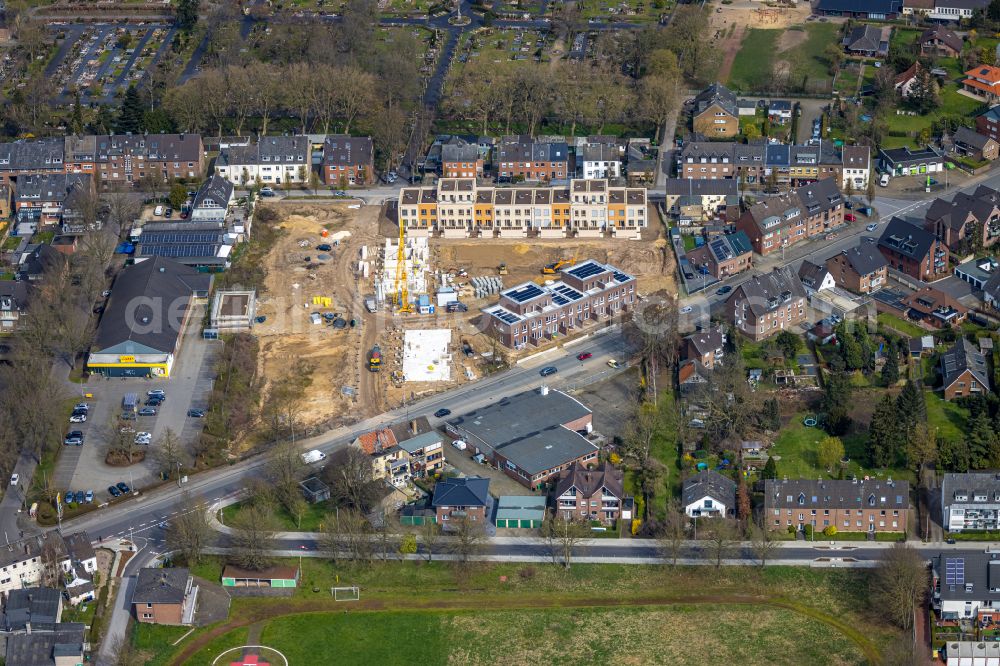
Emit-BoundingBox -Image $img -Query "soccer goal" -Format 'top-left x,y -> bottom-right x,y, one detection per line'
332,586 -> 360,601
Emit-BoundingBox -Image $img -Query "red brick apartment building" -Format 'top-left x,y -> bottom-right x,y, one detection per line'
878,216 -> 950,281
95,134 -> 205,186
496,136 -> 568,181
321,135 -> 374,186
735,178 -> 844,255
825,242 -> 888,294
441,142 -> 483,178
482,259 -> 636,349
764,478 -> 910,534
131,568 -> 195,626
725,266 -> 808,341
554,462 -> 629,524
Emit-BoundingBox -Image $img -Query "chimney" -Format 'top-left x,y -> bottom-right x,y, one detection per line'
410,420 -> 418,436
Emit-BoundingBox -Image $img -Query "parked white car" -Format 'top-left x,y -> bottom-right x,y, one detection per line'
452,440 -> 467,451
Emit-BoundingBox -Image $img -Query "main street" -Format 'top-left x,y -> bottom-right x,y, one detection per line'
57,331 -> 629,544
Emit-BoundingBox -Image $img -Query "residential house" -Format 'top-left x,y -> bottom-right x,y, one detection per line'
941,472 -> 1000,532
216,135 -> 311,186
14,174 -> 92,229
977,106 -> 1000,143
725,266 -> 808,341
351,427 -> 405,485
940,338 -> 991,400
684,231 -> 753,279
767,100 -> 793,125
189,174 -> 235,223
577,142 -> 621,179
443,386 -> 598,489
894,62 -> 922,99
953,126 -> 1000,162
842,145 -> 871,190
0,138 -> 65,184
678,359 -> 711,395
807,320 -> 838,345
495,136 -> 568,182
321,135 -> 374,185
664,178 -> 738,221
763,477 -> 910,533
878,146 -> 945,177
928,0 -> 989,21
94,133 -> 204,186
625,138 -> 657,184
131,567 -> 197,625
901,285 -> 968,328
63,134 -> 96,176
398,178 -> 646,239
0,280 -> 29,330
396,430 -> 445,478
931,551 -> 1000,621
942,642 -> 1000,665
682,470 -> 737,518
440,142 -> 483,179
691,82 -> 739,138
494,496 -> 546,529
62,533 -> 96,576
0,533 -> 76,597
3,587 -> 62,633
965,65 -> 1000,101
87,257 -> 212,378
927,185 -> 1000,251
16,243 -> 64,281
681,325 -> 726,370
678,142 -> 737,179
735,178 -> 844,255
878,216 -> 950,281
816,0 -> 902,20
431,476 -> 490,527
825,242 -> 888,294
553,462 -> 629,524
798,259 -> 836,295
4,623 -> 85,666
481,260 -> 636,349
842,25 -> 891,57
919,24 -> 963,57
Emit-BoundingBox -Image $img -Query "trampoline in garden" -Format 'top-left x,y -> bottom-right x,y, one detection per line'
696,462 -> 708,471
803,417 -> 818,427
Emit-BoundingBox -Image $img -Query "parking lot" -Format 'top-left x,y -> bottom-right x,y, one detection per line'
52,307 -> 219,502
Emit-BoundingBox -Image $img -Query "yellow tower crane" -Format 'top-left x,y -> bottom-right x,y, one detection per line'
394,219 -> 412,313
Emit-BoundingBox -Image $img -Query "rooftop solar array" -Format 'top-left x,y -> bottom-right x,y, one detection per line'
139,244 -> 220,258
487,307 -> 521,325
567,261 -> 606,280
945,557 -> 965,586
612,270 -> 632,284
553,284 -> 584,301
140,231 -> 220,243
505,283 -> 545,303
710,239 -> 732,262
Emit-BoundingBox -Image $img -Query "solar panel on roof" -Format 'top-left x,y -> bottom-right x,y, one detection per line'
552,294 -> 569,306
553,284 -> 583,301
945,558 -> 965,586
568,261 -> 605,279
494,311 -> 521,325
710,240 -> 732,262
506,284 -> 545,303
612,271 -> 631,283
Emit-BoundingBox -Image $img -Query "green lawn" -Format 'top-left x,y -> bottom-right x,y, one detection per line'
727,23 -> 837,94
925,390 -> 967,443
133,623 -> 196,666
682,234 -> 696,251
877,312 -> 925,338
883,82 -> 984,146
221,498 -> 334,532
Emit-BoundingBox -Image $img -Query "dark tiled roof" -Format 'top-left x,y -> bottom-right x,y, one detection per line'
431,476 -> 490,508
664,178 -> 738,197
764,478 -> 910,510
878,216 -> 938,260
62,532 -> 95,565
693,82 -> 738,117
684,325 -> 725,356
132,567 -> 190,605
192,174 -> 234,211
932,550 -> 1000,604
4,587 -> 61,631
920,25 -> 963,54
927,184 -> 1000,233
93,257 -> 212,354
845,25 -> 884,53
954,127 -> 996,151
730,266 -> 807,318
5,624 -> 84,665
798,259 -> 831,289
553,462 -> 624,500
940,338 -> 991,392
942,472 -> 1000,509
323,135 -> 373,166
838,242 -> 888,276
879,146 -> 942,166
682,470 -> 736,508
818,0 -> 901,13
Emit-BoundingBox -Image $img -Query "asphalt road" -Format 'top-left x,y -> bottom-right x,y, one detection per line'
58,332 -> 630,543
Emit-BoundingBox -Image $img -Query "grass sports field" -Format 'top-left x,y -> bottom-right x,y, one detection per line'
134,560 -> 902,665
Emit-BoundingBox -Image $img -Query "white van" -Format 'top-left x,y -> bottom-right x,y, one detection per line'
153,205 -> 164,216
879,173 -> 890,187
452,439 -> 467,451
301,449 -> 327,464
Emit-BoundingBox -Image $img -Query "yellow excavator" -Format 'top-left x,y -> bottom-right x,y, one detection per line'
541,252 -> 577,275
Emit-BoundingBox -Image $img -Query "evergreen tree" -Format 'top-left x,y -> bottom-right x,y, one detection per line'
116,85 -> 144,134
854,325 -> 874,373
823,371 -> 853,436
868,394 -> 903,468
896,380 -> 926,430
881,346 -> 900,386
967,409 -> 997,469
176,0 -> 199,32
762,397 -> 781,431
990,0 -> 1000,22
762,456 -> 778,480
71,89 -> 84,135
838,323 -> 863,371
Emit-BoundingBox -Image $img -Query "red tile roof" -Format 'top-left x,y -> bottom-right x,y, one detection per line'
355,428 -> 397,455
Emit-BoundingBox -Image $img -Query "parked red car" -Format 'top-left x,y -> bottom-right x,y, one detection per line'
576,352 -> 593,361
844,213 -> 857,222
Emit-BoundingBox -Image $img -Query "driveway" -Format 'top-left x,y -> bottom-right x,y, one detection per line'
444,445 -> 538,497
796,99 -> 827,144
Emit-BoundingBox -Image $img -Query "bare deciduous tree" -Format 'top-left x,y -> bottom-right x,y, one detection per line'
749,516 -> 779,568
541,510 -> 591,569
229,503 -> 279,571
659,499 -> 688,567
153,427 -> 186,479
166,494 -> 211,565
322,446 -> 379,512
873,543 -> 927,631
705,520 -> 738,568
450,516 -> 485,565
420,519 -> 441,562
